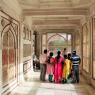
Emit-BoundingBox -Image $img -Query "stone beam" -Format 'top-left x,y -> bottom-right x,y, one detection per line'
23,8 -> 89,16
33,24 -> 79,30
38,29 -> 76,34
33,19 -> 80,25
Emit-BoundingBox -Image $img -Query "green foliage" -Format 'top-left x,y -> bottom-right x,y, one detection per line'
49,40 -> 67,46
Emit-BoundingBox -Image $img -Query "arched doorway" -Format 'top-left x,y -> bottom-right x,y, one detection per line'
2,25 -> 17,86
47,33 -> 72,54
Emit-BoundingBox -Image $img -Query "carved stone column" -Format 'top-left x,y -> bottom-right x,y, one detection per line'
0,12 -> 3,95
72,30 -> 76,50
34,31 -> 41,58
79,27 -> 83,74
18,16 -> 24,82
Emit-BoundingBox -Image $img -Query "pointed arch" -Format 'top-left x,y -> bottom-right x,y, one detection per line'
47,33 -> 67,43
1,23 -> 17,86
1,24 -> 17,48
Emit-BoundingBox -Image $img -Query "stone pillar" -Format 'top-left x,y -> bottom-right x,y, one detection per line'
72,31 -> 76,51
34,31 -> 41,58
34,31 -> 37,57
86,20 -> 92,84
0,13 -> 2,95
37,32 -> 40,58
89,18 -> 93,83
31,30 -> 33,52
18,21 -> 24,83
79,27 -> 83,74
39,32 -> 42,55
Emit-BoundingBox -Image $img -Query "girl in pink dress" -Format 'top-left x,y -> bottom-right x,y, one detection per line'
54,51 -> 64,83
47,52 -> 55,82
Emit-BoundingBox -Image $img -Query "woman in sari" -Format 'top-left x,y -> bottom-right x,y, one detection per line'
62,54 -> 72,83
67,53 -> 72,79
54,51 -> 64,83
62,54 -> 68,83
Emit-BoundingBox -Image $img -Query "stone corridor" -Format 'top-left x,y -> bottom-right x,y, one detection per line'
9,70 -> 95,95
1,0 -> 95,94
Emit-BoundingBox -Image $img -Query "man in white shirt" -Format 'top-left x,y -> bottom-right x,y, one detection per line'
39,49 -> 48,81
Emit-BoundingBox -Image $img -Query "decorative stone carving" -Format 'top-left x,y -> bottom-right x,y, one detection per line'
23,25 -> 31,41
11,23 -> 18,36
23,26 -> 26,39
82,23 -> 89,73
1,11 -> 19,86
1,18 -> 9,27
1,18 -> 5,27
23,44 -> 31,57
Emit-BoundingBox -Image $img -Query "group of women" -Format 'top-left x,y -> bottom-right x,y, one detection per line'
46,51 -> 72,83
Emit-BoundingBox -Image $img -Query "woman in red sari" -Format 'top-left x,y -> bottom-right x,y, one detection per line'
54,51 -> 64,83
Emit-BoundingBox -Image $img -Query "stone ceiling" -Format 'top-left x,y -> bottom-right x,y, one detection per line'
18,0 -> 95,32
18,0 -> 95,9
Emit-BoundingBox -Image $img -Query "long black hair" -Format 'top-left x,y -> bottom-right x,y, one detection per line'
47,52 -> 53,63
68,53 -> 71,60
56,51 -> 61,63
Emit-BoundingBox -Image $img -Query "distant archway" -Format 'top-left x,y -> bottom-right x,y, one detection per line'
47,33 -> 68,51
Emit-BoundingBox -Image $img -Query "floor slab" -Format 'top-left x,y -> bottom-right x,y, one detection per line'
9,70 -> 95,95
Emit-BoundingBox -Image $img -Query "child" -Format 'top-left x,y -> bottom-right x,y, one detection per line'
62,54 -> 68,83
47,52 -> 55,82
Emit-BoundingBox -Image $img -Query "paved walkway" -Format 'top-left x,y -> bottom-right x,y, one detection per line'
9,70 -> 95,95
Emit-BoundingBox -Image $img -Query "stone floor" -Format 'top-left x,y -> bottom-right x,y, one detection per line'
9,69 -> 95,95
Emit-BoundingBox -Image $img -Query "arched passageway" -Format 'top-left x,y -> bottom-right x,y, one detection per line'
1,0 -> 95,95
9,29 -> 94,95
